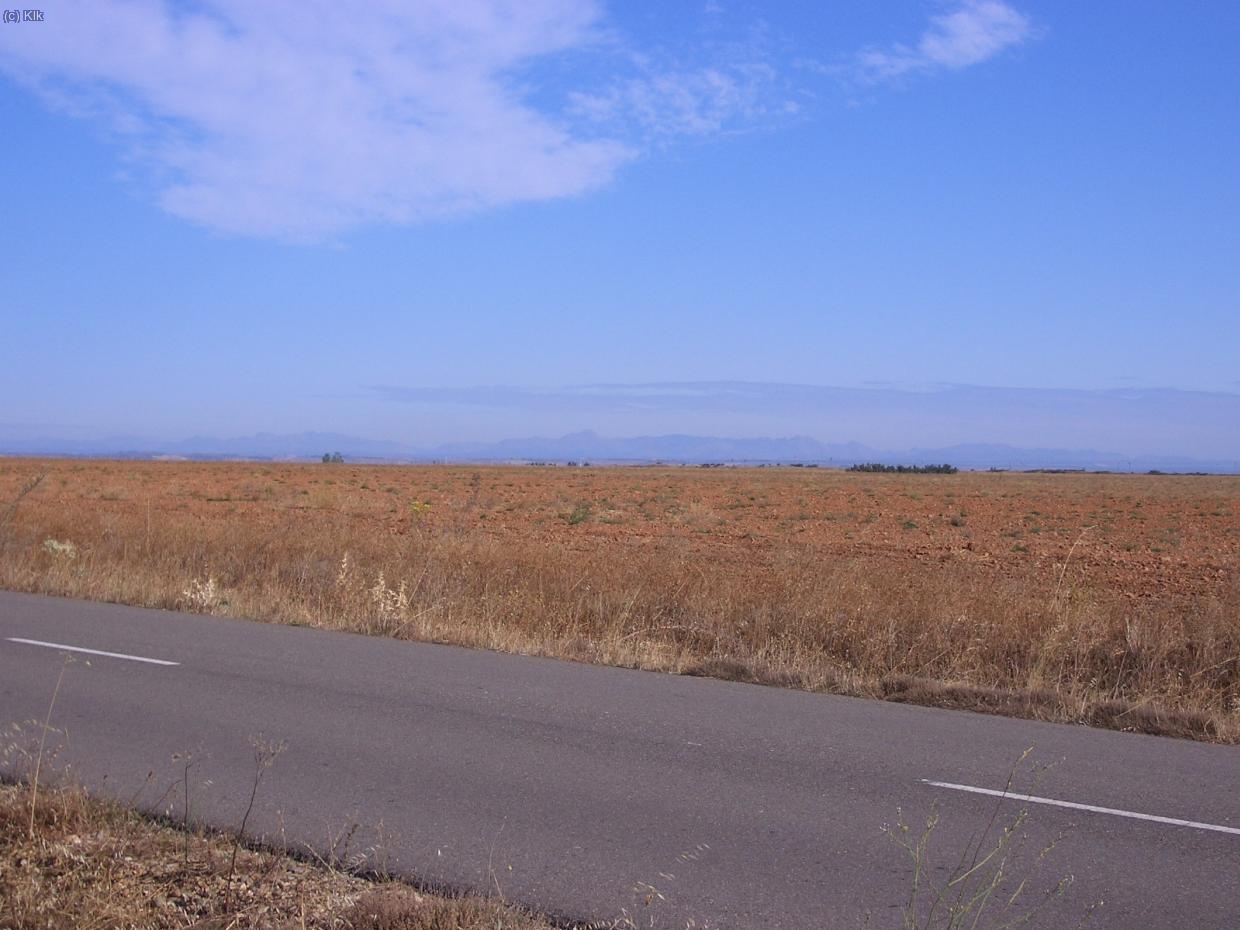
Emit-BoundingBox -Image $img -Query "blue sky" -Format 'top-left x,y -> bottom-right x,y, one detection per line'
1,1 -> 1237,452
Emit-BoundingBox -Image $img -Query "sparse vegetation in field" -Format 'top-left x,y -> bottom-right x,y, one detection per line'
0,458 -> 1237,741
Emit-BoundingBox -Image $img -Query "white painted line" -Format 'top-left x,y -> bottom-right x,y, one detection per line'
5,637 -> 180,667
923,779 -> 1240,837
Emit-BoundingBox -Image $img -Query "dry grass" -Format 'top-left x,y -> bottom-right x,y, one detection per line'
0,778 -> 556,930
1,458 -> 1237,741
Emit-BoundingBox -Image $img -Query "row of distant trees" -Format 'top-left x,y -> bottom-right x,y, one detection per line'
847,462 -> 958,474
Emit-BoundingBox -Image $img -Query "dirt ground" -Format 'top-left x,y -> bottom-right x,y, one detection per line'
7,458 -> 1235,601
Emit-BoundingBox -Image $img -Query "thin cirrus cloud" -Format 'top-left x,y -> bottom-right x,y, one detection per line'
567,56 -> 787,138
853,0 -> 1033,83
1,1 -> 1032,240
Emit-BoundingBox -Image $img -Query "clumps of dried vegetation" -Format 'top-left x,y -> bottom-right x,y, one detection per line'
1,460 -> 1237,742
0,778 -> 556,930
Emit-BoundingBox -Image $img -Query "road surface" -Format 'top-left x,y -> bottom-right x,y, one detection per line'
1,591 -> 1237,928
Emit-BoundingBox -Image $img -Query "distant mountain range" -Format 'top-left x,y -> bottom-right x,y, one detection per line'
1,428 -> 1234,473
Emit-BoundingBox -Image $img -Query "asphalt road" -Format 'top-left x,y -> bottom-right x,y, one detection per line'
1,591 -> 1237,929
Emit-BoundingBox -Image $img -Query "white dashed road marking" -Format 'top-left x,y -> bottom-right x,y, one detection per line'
5,637 -> 180,667
923,779 -> 1240,836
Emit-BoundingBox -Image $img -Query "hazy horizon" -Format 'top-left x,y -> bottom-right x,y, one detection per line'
4,380 -> 1238,467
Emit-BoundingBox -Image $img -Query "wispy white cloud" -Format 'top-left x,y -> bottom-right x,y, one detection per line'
0,0 -> 638,240
0,2 -> 1033,240
0,1 -> 795,240
853,1 -> 1033,83
568,58 -> 791,138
